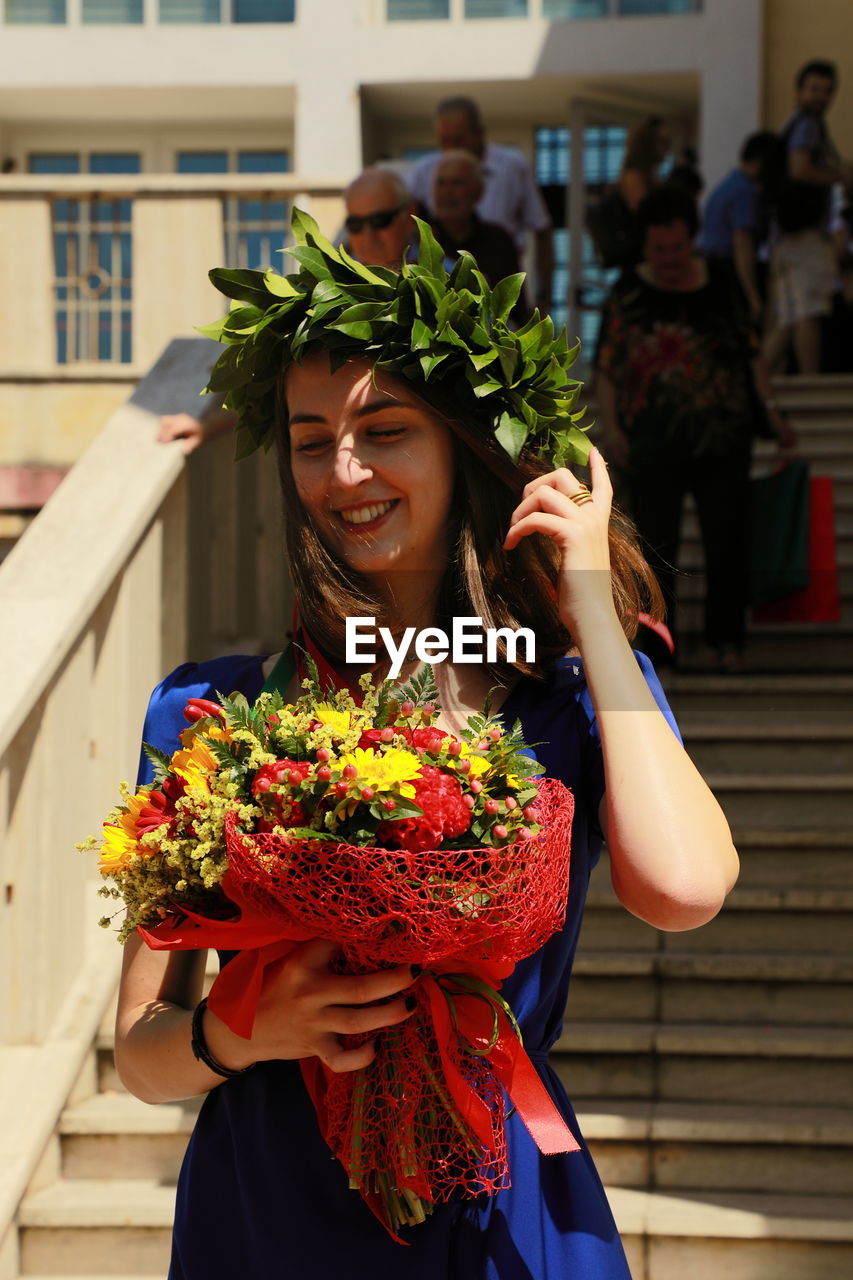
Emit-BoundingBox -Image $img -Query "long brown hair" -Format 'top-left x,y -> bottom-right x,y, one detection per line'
622,115 -> 668,182
275,353 -> 662,679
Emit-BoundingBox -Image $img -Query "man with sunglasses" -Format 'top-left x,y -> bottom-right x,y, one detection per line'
343,167 -> 418,270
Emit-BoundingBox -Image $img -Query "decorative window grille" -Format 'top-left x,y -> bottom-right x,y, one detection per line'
31,152 -> 137,364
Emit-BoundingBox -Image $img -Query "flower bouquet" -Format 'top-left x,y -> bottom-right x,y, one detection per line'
84,661 -> 578,1237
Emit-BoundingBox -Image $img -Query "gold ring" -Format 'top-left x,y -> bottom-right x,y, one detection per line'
570,490 -> 593,507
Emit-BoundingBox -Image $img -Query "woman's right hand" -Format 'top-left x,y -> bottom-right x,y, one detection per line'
203,939 -> 419,1074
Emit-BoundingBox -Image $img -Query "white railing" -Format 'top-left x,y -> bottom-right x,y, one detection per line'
0,173 -> 346,376
0,338 -> 292,1265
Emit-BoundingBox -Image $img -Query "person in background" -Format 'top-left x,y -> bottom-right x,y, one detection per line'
429,150 -> 530,324
763,59 -> 852,374
618,116 -> 672,212
406,96 -> 553,312
159,168 -> 418,454
341,166 -> 418,270
594,187 -> 794,674
698,131 -> 779,322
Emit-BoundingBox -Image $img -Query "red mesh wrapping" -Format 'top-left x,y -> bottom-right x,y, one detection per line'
221,777 -> 575,1215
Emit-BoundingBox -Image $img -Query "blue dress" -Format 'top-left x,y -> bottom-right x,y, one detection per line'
136,651 -> 678,1279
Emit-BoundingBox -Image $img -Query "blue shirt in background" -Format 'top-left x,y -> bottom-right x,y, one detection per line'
699,167 -> 759,257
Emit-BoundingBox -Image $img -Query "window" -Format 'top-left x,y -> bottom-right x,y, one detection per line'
619,0 -> 700,12
464,0 -> 527,16
387,1 -> 449,20
81,0 -> 143,21
543,1 -> 607,16
4,0 -> 66,20
159,0 -> 220,19
233,0 -> 295,20
535,125 -> 626,349
177,149 -> 291,269
30,152 -> 138,364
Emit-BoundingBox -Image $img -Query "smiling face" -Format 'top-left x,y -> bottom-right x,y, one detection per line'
286,355 -> 456,592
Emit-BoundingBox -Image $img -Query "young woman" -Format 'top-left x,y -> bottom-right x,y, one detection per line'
115,220 -> 738,1279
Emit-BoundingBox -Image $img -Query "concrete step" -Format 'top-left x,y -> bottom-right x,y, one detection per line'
18,1179 -> 174,1276
18,1177 -> 853,1280
568,949 -> 853,1027
679,721 -> 853,773
610,1185 -> 853,1280
581,906 -> 852,957
554,1021 -> 853,1106
60,1094 -> 198,1184
774,373 -> 853,409
727,827 -> 853,889
703,771 -> 852,827
663,673 -> 853,721
671,623 -> 853,672
579,1100 -> 853,1196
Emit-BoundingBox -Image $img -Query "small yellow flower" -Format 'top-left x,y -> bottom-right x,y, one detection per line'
337,747 -> 421,797
171,736 -> 218,794
313,702 -> 365,737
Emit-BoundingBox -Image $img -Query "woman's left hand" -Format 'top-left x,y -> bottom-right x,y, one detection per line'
502,446 -> 615,633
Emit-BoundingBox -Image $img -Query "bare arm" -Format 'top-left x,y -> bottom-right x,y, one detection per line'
593,371 -> 630,469
115,933 -> 418,1105
732,227 -> 762,320
503,449 -> 739,932
158,404 -> 238,456
789,147 -> 841,186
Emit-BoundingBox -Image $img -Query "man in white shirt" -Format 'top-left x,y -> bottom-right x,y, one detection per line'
407,96 -> 553,313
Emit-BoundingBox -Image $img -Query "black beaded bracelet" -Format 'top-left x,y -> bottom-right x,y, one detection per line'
191,997 -> 254,1079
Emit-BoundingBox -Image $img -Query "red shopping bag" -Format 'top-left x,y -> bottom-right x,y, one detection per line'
752,476 -> 840,623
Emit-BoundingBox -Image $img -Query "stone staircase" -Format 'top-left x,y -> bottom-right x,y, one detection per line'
12,377 -> 853,1278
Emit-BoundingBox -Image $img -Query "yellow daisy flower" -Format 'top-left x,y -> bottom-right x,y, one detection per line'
98,790 -> 152,873
337,747 -> 421,797
313,702 -> 364,737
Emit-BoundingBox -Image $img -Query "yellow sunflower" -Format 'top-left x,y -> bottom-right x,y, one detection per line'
98,790 -> 153,874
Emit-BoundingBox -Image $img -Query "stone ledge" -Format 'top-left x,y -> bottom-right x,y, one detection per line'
572,949 -> 853,982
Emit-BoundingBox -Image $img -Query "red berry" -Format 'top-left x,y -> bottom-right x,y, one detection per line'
470,779 -> 483,794
335,781 -> 349,796
254,776 -> 271,793
316,747 -> 331,763
287,769 -> 303,785
448,741 -> 462,756
484,798 -> 499,815
343,764 -> 357,780
518,826 -> 532,841
462,794 -> 476,810
493,824 -> 508,840
522,806 -> 538,822
316,765 -> 332,782
382,799 -> 396,813
423,703 -> 435,717
489,727 -> 502,741
457,757 -> 471,774
380,727 -> 395,743
505,796 -> 517,811
400,701 -> 414,717
361,787 -> 375,801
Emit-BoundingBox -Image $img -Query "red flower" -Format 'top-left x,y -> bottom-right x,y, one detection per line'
252,760 -> 311,828
407,726 -> 451,755
377,765 -> 470,852
136,772 -> 186,835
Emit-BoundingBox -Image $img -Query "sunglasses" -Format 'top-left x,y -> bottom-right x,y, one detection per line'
344,204 -> 406,234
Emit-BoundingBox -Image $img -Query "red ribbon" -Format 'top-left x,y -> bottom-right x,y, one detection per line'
141,886 -> 578,1167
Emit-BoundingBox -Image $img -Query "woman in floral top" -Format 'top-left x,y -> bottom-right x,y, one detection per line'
595,187 -> 793,672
